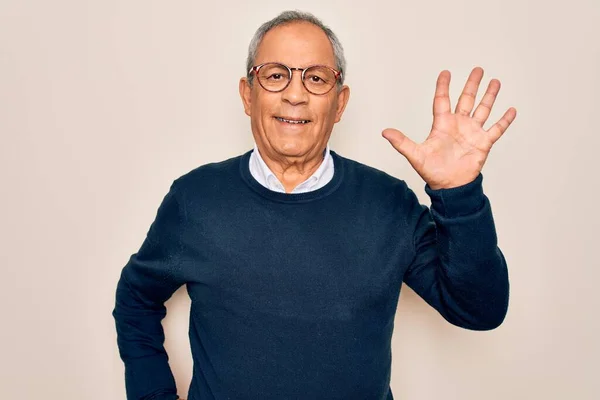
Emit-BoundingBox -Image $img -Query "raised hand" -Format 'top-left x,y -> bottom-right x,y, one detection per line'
382,67 -> 517,190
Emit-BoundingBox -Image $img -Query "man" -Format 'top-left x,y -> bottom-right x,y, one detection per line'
113,10 -> 516,400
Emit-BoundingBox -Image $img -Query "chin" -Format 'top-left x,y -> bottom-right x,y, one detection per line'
276,143 -> 307,156
266,135 -> 305,152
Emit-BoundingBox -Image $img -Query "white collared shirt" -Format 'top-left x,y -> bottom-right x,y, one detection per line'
249,143 -> 334,193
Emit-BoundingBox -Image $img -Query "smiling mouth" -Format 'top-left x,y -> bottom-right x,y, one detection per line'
275,116 -> 311,124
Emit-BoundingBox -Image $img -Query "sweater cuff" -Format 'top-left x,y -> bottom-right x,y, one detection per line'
148,394 -> 180,400
124,353 -> 178,400
424,173 -> 485,218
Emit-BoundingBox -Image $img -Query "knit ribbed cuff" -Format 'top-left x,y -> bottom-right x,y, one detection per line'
424,173 -> 485,218
124,353 -> 178,400
148,393 -> 180,400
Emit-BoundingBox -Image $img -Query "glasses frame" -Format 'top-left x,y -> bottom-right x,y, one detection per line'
248,62 -> 343,95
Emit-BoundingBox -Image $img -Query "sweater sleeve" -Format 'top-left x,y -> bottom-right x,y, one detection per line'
112,181 -> 187,400
401,173 -> 510,330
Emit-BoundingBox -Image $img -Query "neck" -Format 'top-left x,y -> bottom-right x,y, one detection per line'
255,144 -> 327,193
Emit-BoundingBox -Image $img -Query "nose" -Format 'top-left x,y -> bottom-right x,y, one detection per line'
281,69 -> 309,105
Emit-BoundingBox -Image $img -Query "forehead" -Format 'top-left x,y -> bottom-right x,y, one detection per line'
255,22 -> 336,68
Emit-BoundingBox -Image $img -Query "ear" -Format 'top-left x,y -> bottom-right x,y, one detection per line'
334,85 -> 350,123
239,77 -> 252,117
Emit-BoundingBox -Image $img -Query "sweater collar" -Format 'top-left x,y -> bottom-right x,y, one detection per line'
239,147 -> 344,204
249,143 -> 333,193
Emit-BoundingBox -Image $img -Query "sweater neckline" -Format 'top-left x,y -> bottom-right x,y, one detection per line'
239,148 -> 344,203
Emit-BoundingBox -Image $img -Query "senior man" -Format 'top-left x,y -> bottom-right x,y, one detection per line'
113,10 -> 516,400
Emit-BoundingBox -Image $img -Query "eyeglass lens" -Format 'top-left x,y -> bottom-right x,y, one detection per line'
257,63 -> 336,94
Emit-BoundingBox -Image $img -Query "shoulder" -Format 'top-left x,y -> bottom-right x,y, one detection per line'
171,151 -> 246,191
334,151 -> 426,224
334,151 -> 414,197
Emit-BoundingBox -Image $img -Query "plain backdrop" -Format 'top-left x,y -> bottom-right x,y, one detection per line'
1,0 -> 598,399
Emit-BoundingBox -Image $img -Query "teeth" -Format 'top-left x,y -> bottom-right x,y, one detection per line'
276,117 -> 309,124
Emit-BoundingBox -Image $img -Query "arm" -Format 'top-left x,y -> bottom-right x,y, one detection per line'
402,173 -> 509,330
381,67 -> 516,330
112,181 -> 187,400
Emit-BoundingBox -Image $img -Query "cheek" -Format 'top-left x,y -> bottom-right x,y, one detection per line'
254,95 -> 279,121
317,98 -> 338,124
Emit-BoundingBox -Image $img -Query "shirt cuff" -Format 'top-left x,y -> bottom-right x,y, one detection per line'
424,173 -> 485,218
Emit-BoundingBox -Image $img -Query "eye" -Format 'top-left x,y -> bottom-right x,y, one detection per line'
267,73 -> 283,80
305,73 -> 329,85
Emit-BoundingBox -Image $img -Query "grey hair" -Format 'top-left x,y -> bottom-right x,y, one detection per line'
245,10 -> 346,89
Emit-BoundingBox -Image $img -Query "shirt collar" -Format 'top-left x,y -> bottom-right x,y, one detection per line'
250,143 -> 331,192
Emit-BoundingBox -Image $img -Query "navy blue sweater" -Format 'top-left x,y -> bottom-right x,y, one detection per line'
112,149 -> 509,400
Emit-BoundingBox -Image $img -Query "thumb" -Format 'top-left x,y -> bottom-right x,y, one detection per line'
382,128 -> 417,162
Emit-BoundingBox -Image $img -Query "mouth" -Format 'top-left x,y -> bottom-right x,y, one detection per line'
274,116 -> 311,125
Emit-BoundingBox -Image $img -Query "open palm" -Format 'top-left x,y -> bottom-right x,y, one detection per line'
383,67 -> 517,190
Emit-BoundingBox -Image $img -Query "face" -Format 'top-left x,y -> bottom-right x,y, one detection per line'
239,22 -> 350,165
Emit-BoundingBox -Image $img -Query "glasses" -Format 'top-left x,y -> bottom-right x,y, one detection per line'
249,62 -> 342,95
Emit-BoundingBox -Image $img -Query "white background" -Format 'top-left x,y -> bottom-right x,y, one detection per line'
1,0 -> 598,399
